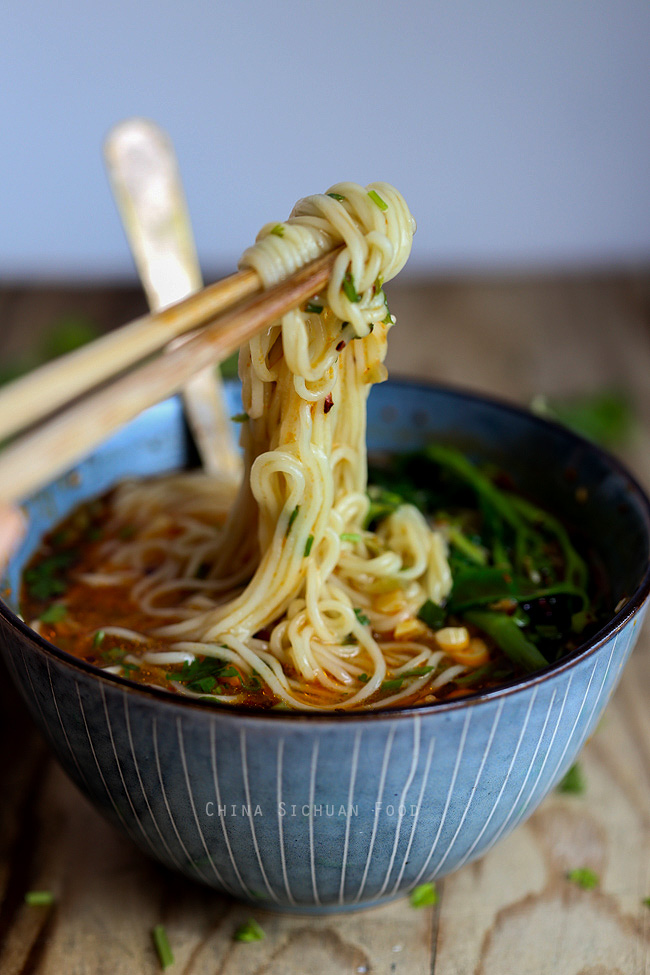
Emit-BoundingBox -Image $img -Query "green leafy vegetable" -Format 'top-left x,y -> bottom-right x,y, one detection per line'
417,599 -> 446,630
531,391 -> 635,449
557,762 -> 586,794
233,918 -> 265,942
24,552 -> 75,601
40,603 -> 67,623
410,882 -> 438,907
219,351 -> 239,378
567,867 -> 599,890
152,923 -> 174,969
463,609 -> 548,672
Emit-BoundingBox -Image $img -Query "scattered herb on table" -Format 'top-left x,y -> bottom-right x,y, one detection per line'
567,867 -> 599,890
233,918 -> 265,942
557,762 -> 586,794
24,890 -> 55,906
410,882 -> 438,908
152,923 -> 174,969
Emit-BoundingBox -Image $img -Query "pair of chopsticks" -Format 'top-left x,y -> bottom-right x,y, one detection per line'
0,246 -> 342,505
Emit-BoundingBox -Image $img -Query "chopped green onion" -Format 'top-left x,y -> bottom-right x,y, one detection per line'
643,897 -> 650,908
152,923 -> 174,968
233,918 -> 265,942
230,412 -> 249,423
417,599 -> 446,630
557,762 -> 586,795
327,192 -> 345,201
40,603 -> 67,623
24,890 -> 55,907
354,608 -> 370,626
381,678 -> 404,692
340,532 -> 361,543
270,224 -> 284,237
286,505 -> 300,535
567,867 -> 599,890
358,672 -> 369,682
368,189 -> 388,211
342,272 -> 360,304
304,534 -> 314,557
93,630 -> 106,648
306,302 -> 323,314
409,882 -> 438,908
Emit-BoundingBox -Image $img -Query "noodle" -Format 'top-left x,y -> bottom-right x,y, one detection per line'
24,182 -> 468,711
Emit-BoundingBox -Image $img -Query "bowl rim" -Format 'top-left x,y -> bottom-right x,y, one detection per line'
2,378 -> 650,724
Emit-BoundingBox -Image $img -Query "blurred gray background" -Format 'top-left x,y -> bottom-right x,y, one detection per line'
1,0 -> 649,278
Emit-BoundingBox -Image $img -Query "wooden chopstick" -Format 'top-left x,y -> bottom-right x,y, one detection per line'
0,266 -> 260,445
0,246 -> 342,505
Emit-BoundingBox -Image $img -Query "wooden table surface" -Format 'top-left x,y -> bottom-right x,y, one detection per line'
1,270 -> 649,975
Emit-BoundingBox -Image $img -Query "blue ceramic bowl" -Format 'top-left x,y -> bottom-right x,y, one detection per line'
1,381 -> 649,914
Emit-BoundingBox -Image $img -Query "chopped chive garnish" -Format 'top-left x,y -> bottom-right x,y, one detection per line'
340,532 -> 361,543
230,412 -> 249,423
306,302 -> 323,314
327,192 -> 345,201
567,867 -> 599,890
354,608 -> 370,626
368,189 -> 388,211
400,666 -> 435,678
304,534 -> 314,557
557,762 -> 586,794
342,272 -> 360,304
358,673 -> 369,682
93,630 -> 106,648
24,890 -> 55,906
270,224 -> 285,237
286,505 -> 300,535
233,918 -> 265,942
152,923 -> 174,968
381,677 -> 404,692
40,603 -> 67,623
409,882 -> 438,908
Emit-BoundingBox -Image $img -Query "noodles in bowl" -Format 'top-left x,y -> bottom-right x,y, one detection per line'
20,182 -> 606,711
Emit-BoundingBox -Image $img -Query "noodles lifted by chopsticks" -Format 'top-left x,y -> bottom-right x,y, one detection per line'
40,183 -> 459,710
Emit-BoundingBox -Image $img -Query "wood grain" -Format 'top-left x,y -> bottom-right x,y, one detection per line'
1,269 -> 649,974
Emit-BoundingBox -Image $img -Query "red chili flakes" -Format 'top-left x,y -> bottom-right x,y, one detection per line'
324,394 -> 334,414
